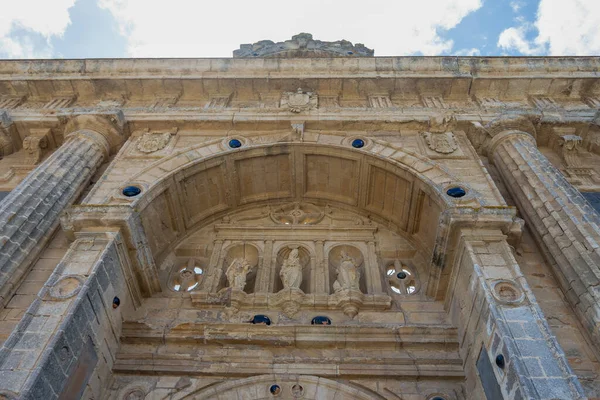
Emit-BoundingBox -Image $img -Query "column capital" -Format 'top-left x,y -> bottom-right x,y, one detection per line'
468,114 -> 537,156
487,129 -> 536,160
65,129 -> 111,158
63,112 -> 127,156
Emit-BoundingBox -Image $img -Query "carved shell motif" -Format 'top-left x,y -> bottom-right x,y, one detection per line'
136,132 -> 172,153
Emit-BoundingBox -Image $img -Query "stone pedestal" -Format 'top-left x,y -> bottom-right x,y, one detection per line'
490,131 -> 600,350
450,228 -> 584,399
0,130 -> 108,307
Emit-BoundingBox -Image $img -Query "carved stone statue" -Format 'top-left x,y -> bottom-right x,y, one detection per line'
280,248 -> 303,290
226,258 -> 251,290
333,251 -> 361,292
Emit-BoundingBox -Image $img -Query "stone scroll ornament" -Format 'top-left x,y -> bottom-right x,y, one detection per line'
281,88 -> 318,113
136,132 -> 172,153
225,257 -> 252,290
280,248 -> 303,290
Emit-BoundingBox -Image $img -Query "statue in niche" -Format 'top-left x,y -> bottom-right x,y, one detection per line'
333,250 -> 361,292
280,248 -> 303,290
226,257 -> 251,290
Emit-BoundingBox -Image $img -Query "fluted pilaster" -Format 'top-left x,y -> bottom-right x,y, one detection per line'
490,130 -> 600,349
0,130 -> 107,307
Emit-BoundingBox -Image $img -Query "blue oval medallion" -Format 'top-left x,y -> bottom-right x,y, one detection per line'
122,186 -> 141,197
351,138 -> 365,148
229,139 -> 242,149
311,316 -> 332,325
446,187 -> 466,198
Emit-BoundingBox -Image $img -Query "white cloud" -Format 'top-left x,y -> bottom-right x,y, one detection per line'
454,47 -> 481,56
498,25 -> 544,55
99,0 -> 482,57
536,0 -> 600,55
499,0 -> 600,56
509,1 -> 523,13
0,0 -> 76,58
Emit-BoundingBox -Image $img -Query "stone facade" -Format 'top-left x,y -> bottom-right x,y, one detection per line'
0,35 -> 600,399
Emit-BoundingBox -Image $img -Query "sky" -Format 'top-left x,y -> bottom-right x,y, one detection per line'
0,0 -> 599,59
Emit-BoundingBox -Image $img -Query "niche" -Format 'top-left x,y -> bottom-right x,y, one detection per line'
274,245 -> 312,293
328,245 -> 367,294
218,243 -> 259,294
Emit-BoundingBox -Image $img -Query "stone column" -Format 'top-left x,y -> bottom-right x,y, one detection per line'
366,241 -> 383,294
202,239 -> 223,292
0,129 -> 109,307
489,130 -> 600,349
255,240 -> 273,292
314,240 -> 327,293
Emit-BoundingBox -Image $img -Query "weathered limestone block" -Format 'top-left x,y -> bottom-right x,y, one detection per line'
0,231 -> 134,399
490,130 -> 600,351
450,228 -> 584,399
0,130 -> 107,308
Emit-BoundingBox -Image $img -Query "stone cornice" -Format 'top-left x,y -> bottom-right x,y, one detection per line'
0,57 -> 599,80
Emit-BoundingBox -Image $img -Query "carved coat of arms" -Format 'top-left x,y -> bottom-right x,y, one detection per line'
136,132 -> 172,153
421,131 -> 458,154
281,88 -> 318,113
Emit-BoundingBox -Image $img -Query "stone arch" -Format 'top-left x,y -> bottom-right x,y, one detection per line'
114,133 -> 483,265
180,374 -> 386,400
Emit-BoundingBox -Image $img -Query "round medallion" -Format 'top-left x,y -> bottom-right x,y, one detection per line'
492,280 -> 525,305
291,384 -> 304,397
351,138 -> 365,148
49,276 -> 84,300
123,389 -> 145,400
269,384 -> 281,396
228,139 -> 242,149
122,185 -> 142,197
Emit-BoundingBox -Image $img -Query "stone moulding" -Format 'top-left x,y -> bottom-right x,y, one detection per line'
190,289 -> 391,317
116,323 -> 462,377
